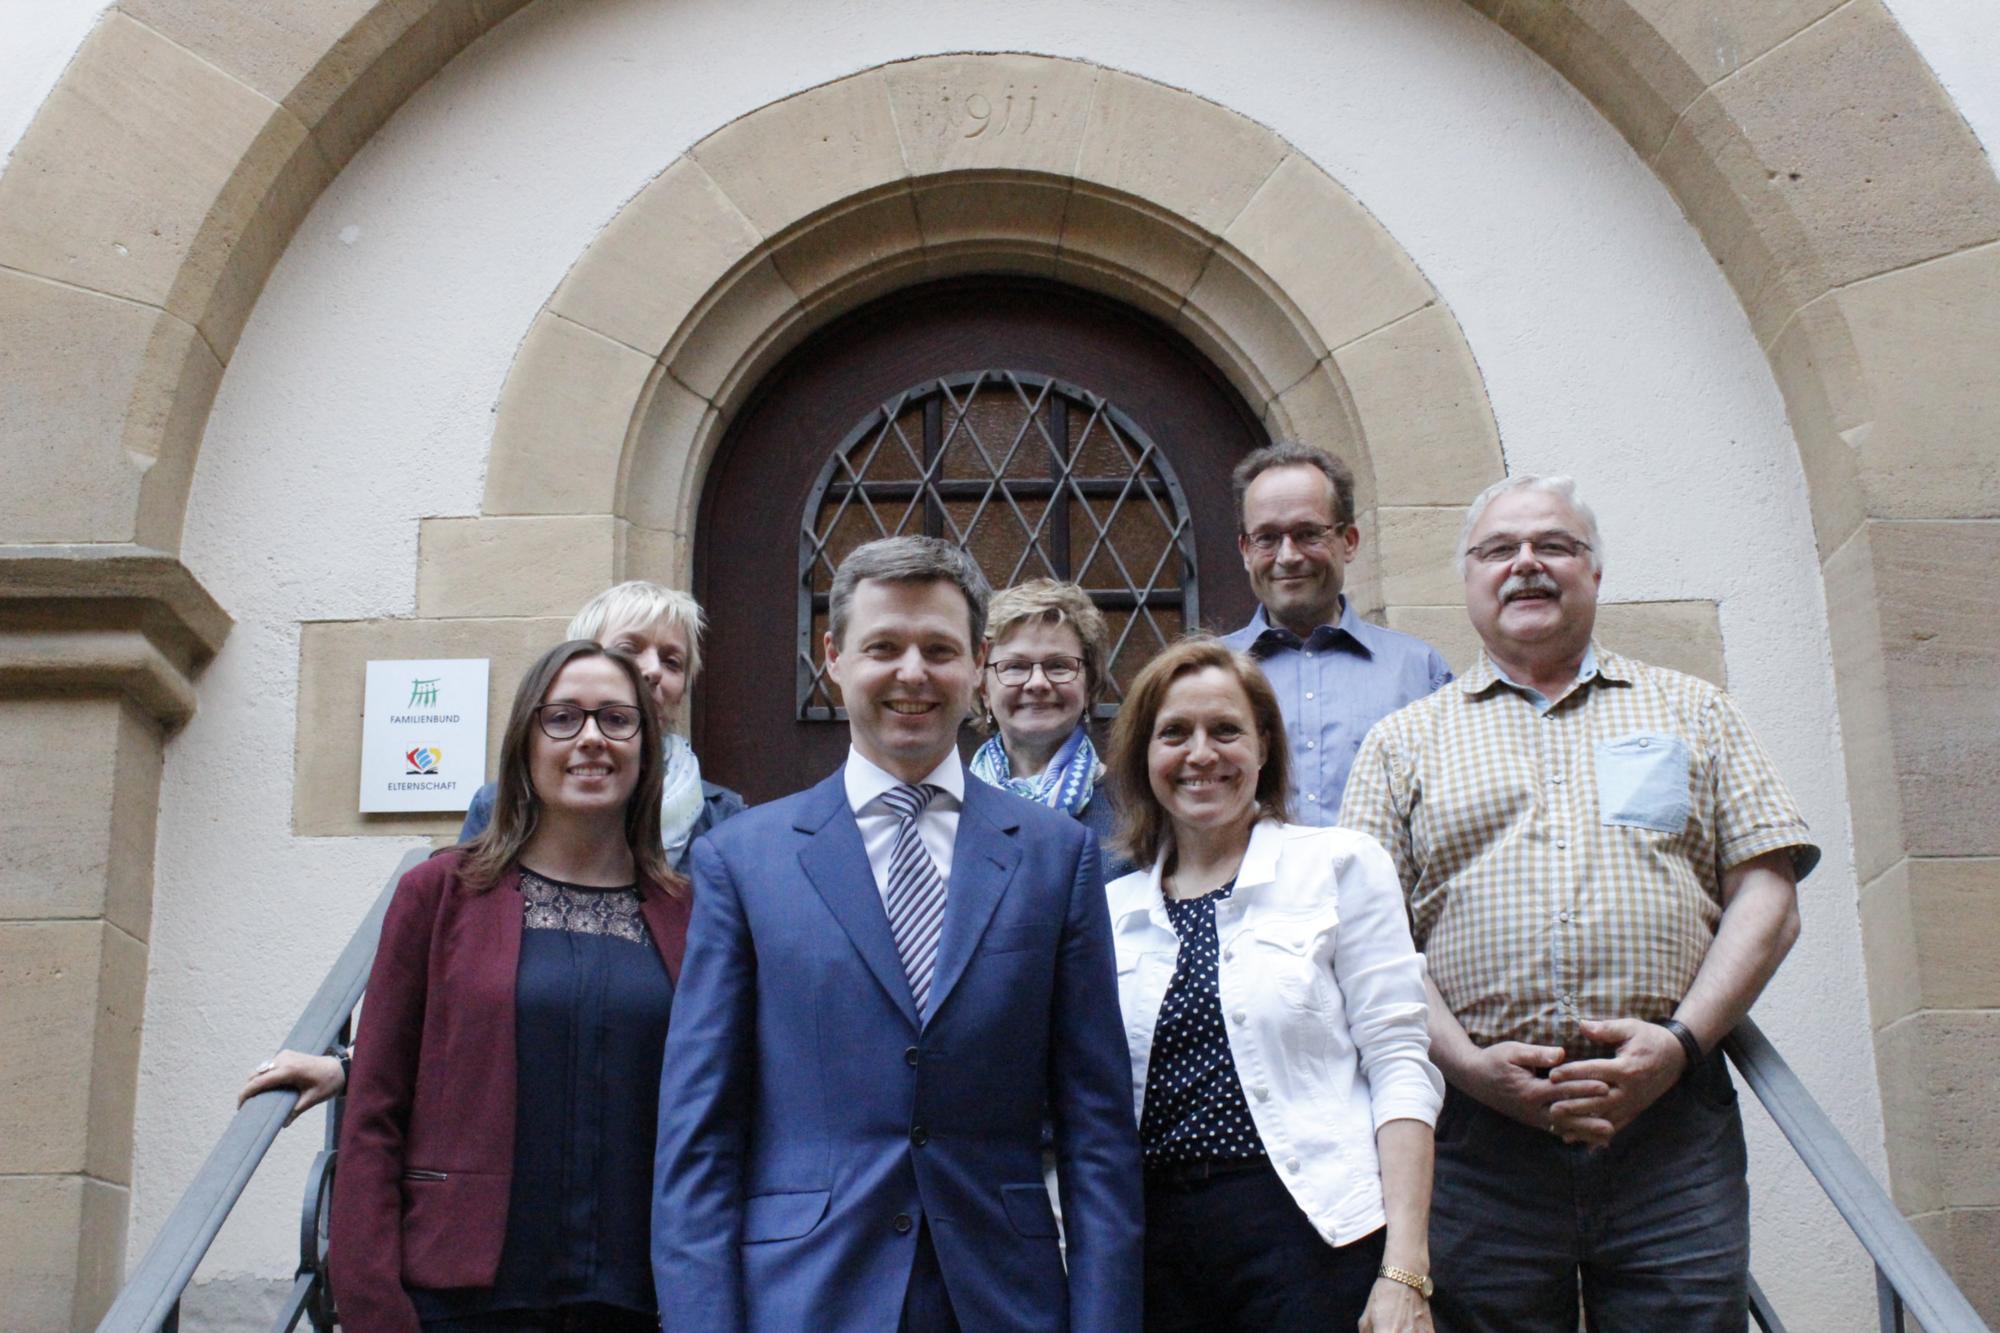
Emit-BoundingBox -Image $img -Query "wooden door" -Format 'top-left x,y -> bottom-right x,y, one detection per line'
694,277 -> 1268,803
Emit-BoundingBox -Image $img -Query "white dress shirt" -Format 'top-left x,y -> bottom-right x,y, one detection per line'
1108,819 -> 1444,1245
842,746 -> 964,906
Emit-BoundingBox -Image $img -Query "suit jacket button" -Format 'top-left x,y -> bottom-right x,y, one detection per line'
894,1213 -> 914,1233
905,1046 -> 920,1067
910,1125 -> 929,1146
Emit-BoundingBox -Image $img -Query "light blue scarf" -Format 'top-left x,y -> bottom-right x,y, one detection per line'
969,722 -> 1101,818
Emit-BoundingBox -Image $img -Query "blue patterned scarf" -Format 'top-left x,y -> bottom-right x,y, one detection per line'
969,722 -> 1101,818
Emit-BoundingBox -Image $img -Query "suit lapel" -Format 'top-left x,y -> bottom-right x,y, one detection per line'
926,775 -> 1022,1025
795,772 -> 922,1029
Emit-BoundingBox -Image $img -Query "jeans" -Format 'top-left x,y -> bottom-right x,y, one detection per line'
1431,1048 -> 1750,1332
1143,1156 -> 1387,1331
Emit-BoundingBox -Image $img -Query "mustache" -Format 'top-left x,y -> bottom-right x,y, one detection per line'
1500,572 -> 1561,602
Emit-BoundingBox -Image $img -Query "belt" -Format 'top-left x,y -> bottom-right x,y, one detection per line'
1143,1155 -> 1269,1186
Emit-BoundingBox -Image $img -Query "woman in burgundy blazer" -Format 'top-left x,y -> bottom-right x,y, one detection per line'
330,641 -> 690,1332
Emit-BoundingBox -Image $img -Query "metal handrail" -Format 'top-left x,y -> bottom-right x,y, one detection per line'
1727,1018 -> 1989,1333
95,850 -> 1989,1332
1747,1274 -> 1787,1332
97,849 -> 426,1333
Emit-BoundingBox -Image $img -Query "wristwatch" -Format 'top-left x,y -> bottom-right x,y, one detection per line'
1654,1017 -> 1705,1078
1378,1264 -> 1434,1299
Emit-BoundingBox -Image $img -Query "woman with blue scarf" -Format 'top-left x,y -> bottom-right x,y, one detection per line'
971,579 -> 1131,882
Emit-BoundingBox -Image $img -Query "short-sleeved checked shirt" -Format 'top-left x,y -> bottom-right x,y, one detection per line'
1338,643 -> 1818,1052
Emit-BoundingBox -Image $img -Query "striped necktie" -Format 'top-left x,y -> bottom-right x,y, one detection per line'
880,783 -> 948,1016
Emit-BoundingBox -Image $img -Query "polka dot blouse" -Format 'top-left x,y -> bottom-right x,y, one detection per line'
1139,881 -> 1267,1164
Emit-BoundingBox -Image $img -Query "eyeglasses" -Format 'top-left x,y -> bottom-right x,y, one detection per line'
1243,523 -> 1342,554
986,656 -> 1085,686
534,703 -> 643,741
1464,535 -> 1593,565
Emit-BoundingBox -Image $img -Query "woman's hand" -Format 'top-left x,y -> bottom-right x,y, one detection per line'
1358,1275 -> 1434,1333
238,1050 -> 347,1126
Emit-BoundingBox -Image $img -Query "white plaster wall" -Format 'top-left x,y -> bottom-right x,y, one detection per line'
2,4 -> 1994,222
0,0 -> 1937,1327
0,0 -> 114,168
1885,0 -> 2000,157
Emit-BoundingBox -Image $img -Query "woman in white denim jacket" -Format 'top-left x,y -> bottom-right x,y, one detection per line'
1103,637 -> 1442,1332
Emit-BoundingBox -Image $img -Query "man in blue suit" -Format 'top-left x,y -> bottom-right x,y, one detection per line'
654,536 -> 1143,1331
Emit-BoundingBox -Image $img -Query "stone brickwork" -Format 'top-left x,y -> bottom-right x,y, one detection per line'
0,551 -> 225,1329
292,615 -> 568,839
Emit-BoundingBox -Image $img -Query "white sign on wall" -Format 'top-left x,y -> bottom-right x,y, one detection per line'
358,659 -> 490,812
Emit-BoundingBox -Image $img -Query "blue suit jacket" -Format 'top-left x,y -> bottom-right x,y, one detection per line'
653,766 -> 1143,1331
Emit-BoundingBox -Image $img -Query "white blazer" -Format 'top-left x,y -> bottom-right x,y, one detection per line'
1108,819 -> 1443,1245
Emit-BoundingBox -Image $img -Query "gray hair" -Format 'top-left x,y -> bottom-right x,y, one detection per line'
1230,441 -> 1357,530
566,581 -> 708,682
828,536 -> 992,648
1455,474 -> 1605,577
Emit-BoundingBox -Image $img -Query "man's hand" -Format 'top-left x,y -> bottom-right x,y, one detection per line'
1422,979 -> 1604,1144
1458,1041 -> 1604,1141
1546,1018 -> 1689,1147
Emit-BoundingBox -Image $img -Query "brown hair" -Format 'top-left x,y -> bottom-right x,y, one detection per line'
828,535 -> 991,649
977,579 -> 1112,734
455,640 -> 680,897
1106,636 -> 1294,869
1229,441 -> 1357,531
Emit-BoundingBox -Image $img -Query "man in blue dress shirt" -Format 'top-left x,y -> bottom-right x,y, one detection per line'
1219,443 -> 1453,822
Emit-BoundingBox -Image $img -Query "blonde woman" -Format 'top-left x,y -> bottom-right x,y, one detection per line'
971,578 -> 1130,879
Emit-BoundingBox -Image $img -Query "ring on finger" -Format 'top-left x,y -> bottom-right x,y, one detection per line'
254,1060 -> 275,1074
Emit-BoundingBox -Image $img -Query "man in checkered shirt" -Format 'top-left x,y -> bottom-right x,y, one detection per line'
1339,474 -> 1818,1332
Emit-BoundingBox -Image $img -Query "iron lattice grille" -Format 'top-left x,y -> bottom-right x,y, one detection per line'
799,370 -> 1199,721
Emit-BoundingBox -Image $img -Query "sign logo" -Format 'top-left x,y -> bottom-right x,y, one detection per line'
362,658 -> 486,812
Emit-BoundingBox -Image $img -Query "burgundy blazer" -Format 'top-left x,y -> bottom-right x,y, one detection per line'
327,851 -> 689,1332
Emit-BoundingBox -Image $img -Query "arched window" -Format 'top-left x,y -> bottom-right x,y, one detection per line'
798,370 -> 1197,720
696,278 -> 1266,800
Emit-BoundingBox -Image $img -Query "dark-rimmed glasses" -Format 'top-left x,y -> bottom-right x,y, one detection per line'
534,703 -> 643,741
986,656 -> 1084,686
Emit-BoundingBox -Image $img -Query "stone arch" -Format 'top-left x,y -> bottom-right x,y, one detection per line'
3,3 -> 1996,1324
3,5 -> 1992,561
444,56 -> 1499,633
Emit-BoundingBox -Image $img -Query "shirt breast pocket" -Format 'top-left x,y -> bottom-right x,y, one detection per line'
1594,732 -> 1692,833
1248,918 -> 1335,1011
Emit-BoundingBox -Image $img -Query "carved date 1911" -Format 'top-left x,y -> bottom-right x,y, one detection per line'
963,89 -> 1038,138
